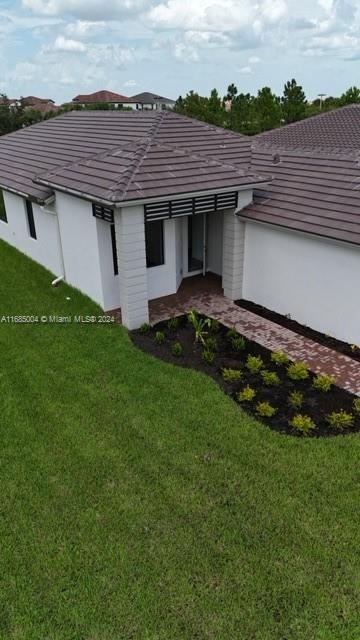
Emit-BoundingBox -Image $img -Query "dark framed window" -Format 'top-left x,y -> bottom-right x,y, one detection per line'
0,191 -> 7,223
145,220 -> 164,268
25,200 -> 37,239
110,223 -> 118,276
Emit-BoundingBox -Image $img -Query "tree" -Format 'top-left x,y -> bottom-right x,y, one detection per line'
225,83 -> 238,101
228,92 -> 255,134
281,78 -> 307,124
339,86 -> 360,106
254,87 -> 282,132
207,88 -> 224,125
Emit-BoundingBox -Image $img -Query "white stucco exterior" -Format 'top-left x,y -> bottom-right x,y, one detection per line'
243,222 -> 360,345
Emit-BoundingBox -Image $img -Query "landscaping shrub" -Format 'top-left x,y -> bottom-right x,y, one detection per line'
205,336 -> 218,352
326,410 -> 354,431
226,329 -> 238,341
202,347 -> 215,365
353,398 -> 360,414
209,318 -> 220,332
188,309 -> 211,345
261,370 -> 281,386
246,355 -> 264,374
167,317 -> 179,331
290,414 -> 316,434
313,373 -> 335,392
231,335 -> 247,352
287,361 -> 310,381
222,368 -> 242,383
256,402 -> 277,418
288,390 -> 304,410
271,350 -> 289,366
155,331 -> 165,345
236,385 -> 256,403
171,341 -> 183,357
139,322 -> 151,334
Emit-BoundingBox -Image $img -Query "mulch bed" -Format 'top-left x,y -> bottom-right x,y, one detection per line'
132,314 -> 360,438
236,298 -> 360,363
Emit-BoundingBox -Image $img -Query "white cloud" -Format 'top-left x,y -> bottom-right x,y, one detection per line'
22,0 -> 147,19
248,55 -> 261,63
87,44 -> 135,67
124,79 -> 138,87
174,41 -> 199,62
238,65 -> 252,73
184,30 -> 231,47
53,34 -> 86,50
64,20 -> 106,37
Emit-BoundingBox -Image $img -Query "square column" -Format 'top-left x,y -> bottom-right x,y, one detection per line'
222,190 -> 252,301
115,205 -> 149,329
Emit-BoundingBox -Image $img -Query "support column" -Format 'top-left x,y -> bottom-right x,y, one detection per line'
222,189 -> 253,301
115,205 -> 149,329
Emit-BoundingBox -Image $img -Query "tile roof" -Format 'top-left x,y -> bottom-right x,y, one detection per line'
0,110 -> 265,205
241,105 -> 360,245
131,92 -> 175,104
72,90 -> 133,104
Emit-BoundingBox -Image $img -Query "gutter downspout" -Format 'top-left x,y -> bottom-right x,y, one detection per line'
53,206 -> 66,287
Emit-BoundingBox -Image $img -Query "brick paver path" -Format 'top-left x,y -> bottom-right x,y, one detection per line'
149,274 -> 360,396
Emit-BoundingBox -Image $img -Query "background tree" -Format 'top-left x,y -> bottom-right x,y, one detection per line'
227,92 -> 255,134
339,86 -> 360,105
225,83 -> 238,101
254,87 -> 282,132
281,78 -> 307,124
207,88 -> 225,125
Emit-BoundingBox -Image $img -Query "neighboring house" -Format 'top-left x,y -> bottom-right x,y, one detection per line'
130,92 -> 175,111
0,106 -> 360,344
72,90 -> 135,109
21,96 -> 55,108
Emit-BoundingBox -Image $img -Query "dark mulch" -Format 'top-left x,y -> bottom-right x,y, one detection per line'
236,298 -> 360,363
132,315 -> 360,438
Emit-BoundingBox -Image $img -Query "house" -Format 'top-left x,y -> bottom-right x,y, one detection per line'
130,92 -> 175,111
72,90 -> 134,109
21,96 -> 55,108
0,106 -> 360,344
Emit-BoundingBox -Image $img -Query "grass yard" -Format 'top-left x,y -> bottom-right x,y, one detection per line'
1,239 -> 360,640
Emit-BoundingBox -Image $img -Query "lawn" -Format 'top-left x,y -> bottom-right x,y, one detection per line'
0,238 -> 360,640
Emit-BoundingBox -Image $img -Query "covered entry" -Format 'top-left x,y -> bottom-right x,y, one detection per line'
185,212 -> 223,277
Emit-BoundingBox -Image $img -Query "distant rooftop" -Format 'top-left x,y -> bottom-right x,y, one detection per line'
72,90 -> 133,104
130,92 -> 175,104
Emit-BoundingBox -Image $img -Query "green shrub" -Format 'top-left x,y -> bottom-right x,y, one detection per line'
167,317 -> 179,331
202,348 -> 215,365
313,373 -> 335,392
246,355 -> 264,374
326,410 -> 354,431
288,390 -> 304,410
226,329 -> 238,341
256,402 -> 277,418
139,322 -> 151,334
290,414 -> 316,434
261,370 -> 281,386
353,397 -> 360,414
205,336 -> 218,352
271,350 -> 289,366
155,331 -> 165,345
231,335 -> 247,352
287,361 -> 310,381
222,368 -> 242,383
209,318 -> 220,332
188,309 -> 211,345
236,385 -> 256,403
171,341 -> 183,357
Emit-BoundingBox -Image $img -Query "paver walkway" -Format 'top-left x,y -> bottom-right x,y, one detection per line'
149,274 -> 360,395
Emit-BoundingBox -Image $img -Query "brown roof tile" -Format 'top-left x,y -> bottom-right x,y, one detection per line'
72,90 -> 133,103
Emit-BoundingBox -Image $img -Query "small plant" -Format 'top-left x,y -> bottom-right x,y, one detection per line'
313,373 -> 335,392
226,329 -> 238,341
256,402 -> 277,418
290,414 -> 316,434
261,370 -> 281,386
246,355 -> 264,374
231,335 -> 247,352
205,336 -> 218,352
209,318 -> 220,332
288,390 -> 304,410
222,368 -> 242,383
167,317 -> 179,331
327,410 -> 354,431
236,385 -> 256,403
171,341 -> 183,357
187,309 -> 211,345
139,322 -> 151,334
287,361 -> 310,381
155,331 -> 165,345
202,347 -> 215,365
271,351 -> 289,366
353,397 -> 360,414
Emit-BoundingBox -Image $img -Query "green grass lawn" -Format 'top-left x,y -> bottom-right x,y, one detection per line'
1,239 -> 360,640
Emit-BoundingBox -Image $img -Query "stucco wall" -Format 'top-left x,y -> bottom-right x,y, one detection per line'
243,221 -> 360,344
1,191 -> 62,275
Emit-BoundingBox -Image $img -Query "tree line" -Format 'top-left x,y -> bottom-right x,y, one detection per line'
175,81 -> 360,135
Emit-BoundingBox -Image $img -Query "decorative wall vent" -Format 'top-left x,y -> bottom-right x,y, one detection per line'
145,191 -> 238,222
92,203 -> 114,223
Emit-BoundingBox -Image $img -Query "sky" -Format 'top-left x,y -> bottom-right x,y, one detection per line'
0,0 -> 360,104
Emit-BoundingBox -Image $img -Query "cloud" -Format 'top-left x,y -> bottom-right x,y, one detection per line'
86,44 -> 135,67
174,41 -> 199,62
64,20 -> 106,37
123,79 -> 138,87
238,65 -> 252,73
22,0 -> 147,20
53,34 -> 86,50
248,55 -> 261,63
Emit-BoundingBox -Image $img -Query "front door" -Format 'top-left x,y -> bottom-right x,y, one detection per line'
187,214 -> 206,275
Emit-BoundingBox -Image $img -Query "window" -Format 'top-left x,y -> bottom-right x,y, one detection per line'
110,223 -> 118,276
25,200 -> 36,239
145,220 -> 164,268
0,191 -> 7,223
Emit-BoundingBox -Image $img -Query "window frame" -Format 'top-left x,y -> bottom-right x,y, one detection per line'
145,220 -> 165,269
110,223 -> 118,276
25,199 -> 37,239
